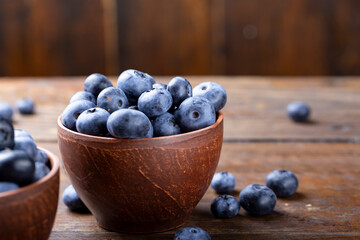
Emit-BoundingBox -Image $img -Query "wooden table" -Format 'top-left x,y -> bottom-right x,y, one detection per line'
2,76 -> 359,239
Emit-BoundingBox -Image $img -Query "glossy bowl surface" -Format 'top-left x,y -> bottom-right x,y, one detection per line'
57,113 -> 223,233
0,147 -> 60,240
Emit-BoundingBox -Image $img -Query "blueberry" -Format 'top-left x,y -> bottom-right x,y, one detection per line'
32,162 -> 50,182
239,184 -> 277,216
174,227 -> 211,240
34,149 -> 49,164
69,91 -> 96,104
76,107 -> 110,136
0,118 -> 15,150
0,182 -> 19,193
193,82 -> 227,112
117,69 -> 154,105
138,88 -> 173,118
0,101 -> 13,122
175,97 -> 216,132
167,76 -> 192,107
0,150 -> 35,185
211,195 -> 240,219
13,136 -> 37,160
61,100 -> 96,131
107,109 -> 153,139
210,171 -> 236,194
83,73 -> 113,97
287,101 -> 311,122
97,87 -> 129,113
152,112 -> 181,137
14,129 -> 33,140
62,185 -> 89,213
266,170 -> 298,197
16,98 -> 35,115
153,82 -> 167,90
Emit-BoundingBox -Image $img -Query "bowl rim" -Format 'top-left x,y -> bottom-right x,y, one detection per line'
0,147 -> 60,198
57,111 -> 223,143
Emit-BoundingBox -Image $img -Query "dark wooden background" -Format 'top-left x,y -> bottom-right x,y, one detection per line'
0,0 -> 360,76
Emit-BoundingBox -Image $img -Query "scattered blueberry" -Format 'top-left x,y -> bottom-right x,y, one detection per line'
0,182 -> 19,193
138,88 -> 173,118
13,136 -> 38,160
76,107 -> 110,136
175,97 -> 216,132
239,184 -> 277,216
167,77 -> 192,107
0,118 -> 15,150
174,227 -> 211,240
97,87 -> 129,113
69,91 -> 96,104
210,171 -> 236,194
211,195 -> 240,219
32,162 -> 50,182
34,149 -> 49,164
83,73 -> 113,97
0,150 -> 35,185
62,184 -> 89,213
193,82 -> 227,112
0,101 -> 13,122
117,69 -> 154,105
152,112 -> 181,137
266,170 -> 298,197
286,101 -> 311,122
61,100 -> 96,131
153,82 -> 167,90
107,109 -> 153,139
16,98 -> 35,115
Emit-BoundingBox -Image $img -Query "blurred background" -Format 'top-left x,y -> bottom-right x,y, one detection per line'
0,0 -> 359,76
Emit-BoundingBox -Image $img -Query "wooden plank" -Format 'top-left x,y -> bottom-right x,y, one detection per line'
0,77 -> 359,141
42,141 -> 360,239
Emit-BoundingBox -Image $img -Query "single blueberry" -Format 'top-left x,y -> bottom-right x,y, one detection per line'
0,150 -> 35,185
0,182 -> 19,193
0,118 -> 15,150
287,101 -> 311,122
69,91 -> 96,104
61,100 -> 96,131
83,73 -> 113,97
107,109 -> 153,139
62,185 -> 89,213
174,227 -> 211,240
117,69 -> 154,105
97,87 -> 129,113
13,136 -> 37,160
266,170 -> 298,197
211,194 -> 240,219
152,112 -> 181,137
16,98 -> 35,115
32,162 -> 50,182
175,97 -> 216,132
14,129 -> 33,140
153,82 -> 167,90
167,76 -> 192,107
138,88 -> 173,118
239,184 -> 277,216
193,82 -> 227,112
34,149 -> 49,164
210,171 -> 236,194
0,101 -> 13,122
76,107 -> 110,136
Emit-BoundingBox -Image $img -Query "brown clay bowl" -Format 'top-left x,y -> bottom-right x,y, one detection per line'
57,112 -> 223,233
0,147 -> 60,240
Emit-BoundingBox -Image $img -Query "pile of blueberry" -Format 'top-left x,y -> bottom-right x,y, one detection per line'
61,70 -> 227,138
174,169 -> 298,239
0,119 -> 50,193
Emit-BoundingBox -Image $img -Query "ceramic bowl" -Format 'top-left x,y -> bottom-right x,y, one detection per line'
0,147 -> 60,240
57,112 -> 223,233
